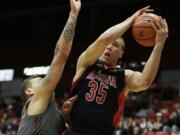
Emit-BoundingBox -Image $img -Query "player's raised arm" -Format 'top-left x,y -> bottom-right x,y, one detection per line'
75,6 -> 153,79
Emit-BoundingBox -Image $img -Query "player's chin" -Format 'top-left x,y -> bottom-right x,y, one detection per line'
101,56 -> 108,61
104,58 -> 112,65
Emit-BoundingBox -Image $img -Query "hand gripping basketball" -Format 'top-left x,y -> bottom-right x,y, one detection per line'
132,13 -> 160,47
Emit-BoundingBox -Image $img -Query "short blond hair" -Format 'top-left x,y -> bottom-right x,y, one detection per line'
116,37 -> 125,50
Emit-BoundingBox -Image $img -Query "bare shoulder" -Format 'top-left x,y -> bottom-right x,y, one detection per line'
125,69 -> 142,83
125,69 -> 134,78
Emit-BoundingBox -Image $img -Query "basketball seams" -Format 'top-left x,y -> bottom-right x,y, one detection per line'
132,27 -> 156,40
132,26 -> 155,28
134,35 -> 156,40
132,13 -> 159,46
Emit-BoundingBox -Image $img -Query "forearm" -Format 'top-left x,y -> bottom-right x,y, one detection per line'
100,6 -> 154,43
54,11 -> 78,59
99,17 -> 134,43
141,44 -> 164,85
141,13 -> 169,87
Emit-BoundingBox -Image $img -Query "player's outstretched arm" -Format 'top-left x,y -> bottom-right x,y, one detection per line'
125,16 -> 168,94
30,0 -> 81,112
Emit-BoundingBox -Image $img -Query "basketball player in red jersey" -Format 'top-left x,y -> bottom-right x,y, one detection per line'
64,5 -> 168,135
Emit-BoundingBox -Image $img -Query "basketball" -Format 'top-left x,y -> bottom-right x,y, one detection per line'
132,13 -> 159,47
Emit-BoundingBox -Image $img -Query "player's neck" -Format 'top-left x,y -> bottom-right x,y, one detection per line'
99,60 -> 116,69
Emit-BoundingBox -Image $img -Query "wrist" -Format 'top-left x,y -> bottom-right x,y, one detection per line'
154,43 -> 164,52
60,110 -> 69,129
126,16 -> 135,25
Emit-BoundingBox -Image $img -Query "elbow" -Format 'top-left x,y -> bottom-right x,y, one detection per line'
129,78 -> 153,93
54,46 -> 71,62
139,79 -> 152,91
99,33 -> 112,44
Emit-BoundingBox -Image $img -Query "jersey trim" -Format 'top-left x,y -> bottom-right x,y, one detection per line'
113,90 -> 126,126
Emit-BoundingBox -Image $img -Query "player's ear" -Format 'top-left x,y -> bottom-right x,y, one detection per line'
25,88 -> 34,96
119,50 -> 124,59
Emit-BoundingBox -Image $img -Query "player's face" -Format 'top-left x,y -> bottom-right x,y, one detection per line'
99,40 -> 124,67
